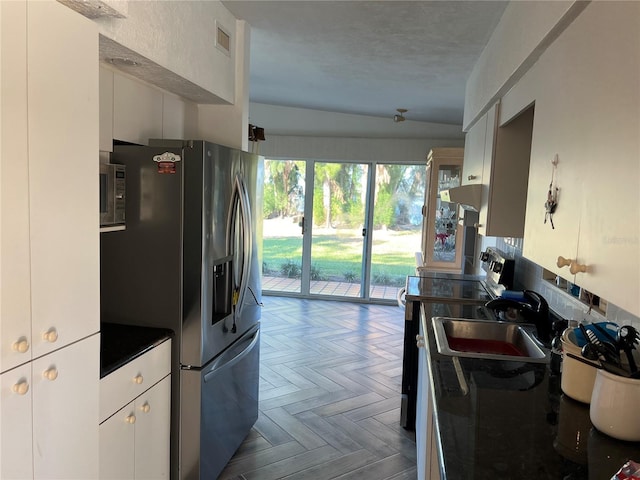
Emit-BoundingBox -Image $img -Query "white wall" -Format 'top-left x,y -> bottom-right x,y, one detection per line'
248,103 -> 464,163
463,1 -> 588,130
96,0 -> 237,104
259,135 -> 463,164
250,102 -> 464,140
197,20 -> 251,151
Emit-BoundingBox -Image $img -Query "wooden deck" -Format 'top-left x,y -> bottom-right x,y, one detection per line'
262,276 -> 402,303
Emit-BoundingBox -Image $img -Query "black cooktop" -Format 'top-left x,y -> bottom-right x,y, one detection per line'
406,276 -> 492,303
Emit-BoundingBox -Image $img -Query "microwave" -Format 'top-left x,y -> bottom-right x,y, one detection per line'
99,163 -> 126,227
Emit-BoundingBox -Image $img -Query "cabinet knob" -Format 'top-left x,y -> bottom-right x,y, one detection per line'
43,367 -> 58,381
569,261 -> 587,275
42,328 -> 58,343
12,380 -> 29,395
140,402 -> 151,414
557,256 -> 572,268
12,338 -> 30,354
125,414 -> 136,425
133,374 -> 144,385
416,334 -> 425,348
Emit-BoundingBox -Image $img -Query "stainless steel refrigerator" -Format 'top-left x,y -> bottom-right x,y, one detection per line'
100,140 -> 263,480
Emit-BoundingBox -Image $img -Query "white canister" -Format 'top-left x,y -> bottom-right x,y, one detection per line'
590,368 -> 640,441
561,328 -> 598,403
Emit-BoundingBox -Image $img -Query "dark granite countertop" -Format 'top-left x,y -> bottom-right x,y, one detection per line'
100,322 -> 173,378
421,303 -> 640,479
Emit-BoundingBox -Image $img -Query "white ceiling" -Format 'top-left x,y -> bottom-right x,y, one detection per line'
222,1 -> 509,125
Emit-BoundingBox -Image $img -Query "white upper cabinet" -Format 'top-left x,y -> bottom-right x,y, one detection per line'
112,73 -> 164,146
510,2 -> 640,315
102,65 -> 199,148
461,113 -> 486,188
26,0 -> 100,358
460,102 -> 534,238
481,103 -> 534,239
0,0 -> 32,374
99,67 -> 114,152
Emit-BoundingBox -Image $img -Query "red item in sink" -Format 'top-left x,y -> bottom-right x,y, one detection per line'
447,337 -> 526,357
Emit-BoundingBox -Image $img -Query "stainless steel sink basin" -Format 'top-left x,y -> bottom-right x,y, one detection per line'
432,317 -> 548,363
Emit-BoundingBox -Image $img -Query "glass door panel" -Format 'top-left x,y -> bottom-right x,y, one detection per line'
421,149 -> 465,272
369,164 -> 426,301
261,159 -> 306,293
310,162 -> 368,297
432,164 -> 462,264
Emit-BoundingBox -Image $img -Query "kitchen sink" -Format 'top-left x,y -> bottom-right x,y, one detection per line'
432,317 -> 549,363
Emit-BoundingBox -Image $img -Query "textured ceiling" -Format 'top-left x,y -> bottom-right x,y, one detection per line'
222,1 -> 508,125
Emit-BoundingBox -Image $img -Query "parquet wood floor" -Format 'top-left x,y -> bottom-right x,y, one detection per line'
219,296 -> 416,480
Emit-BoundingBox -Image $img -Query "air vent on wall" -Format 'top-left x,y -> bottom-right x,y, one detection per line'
216,21 -> 231,56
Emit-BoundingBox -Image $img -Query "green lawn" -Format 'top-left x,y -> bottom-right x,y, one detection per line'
262,229 -> 419,286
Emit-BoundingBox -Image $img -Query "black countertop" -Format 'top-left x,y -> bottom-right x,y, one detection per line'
100,322 -> 173,378
421,303 -> 640,479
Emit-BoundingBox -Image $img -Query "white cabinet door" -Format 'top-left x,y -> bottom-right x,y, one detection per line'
416,312 -> 441,480
0,364 -> 33,480
112,73 -> 163,145
461,113 -> 487,187
26,0 -> 100,359
478,103 -> 534,238
99,66 -> 114,152
32,335 -> 99,480
565,3 -> 640,315
0,0 -> 32,374
521,2 -> 640,315
99,403 -> 136,480
134,375 -> 171,480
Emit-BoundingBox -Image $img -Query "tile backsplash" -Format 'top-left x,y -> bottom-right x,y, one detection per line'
494,237 -> 640,329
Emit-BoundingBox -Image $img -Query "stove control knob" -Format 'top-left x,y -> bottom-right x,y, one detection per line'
492,262 -> 503,274
479,252 -> 490,262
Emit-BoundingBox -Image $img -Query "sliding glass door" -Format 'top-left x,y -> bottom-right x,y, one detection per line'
368,164 -> 426,300
309,162 -> 368,297
262,158 -> 425,302
262,159 -> 306,293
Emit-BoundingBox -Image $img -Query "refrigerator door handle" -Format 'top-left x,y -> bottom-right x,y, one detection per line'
229,174 -> 253,320
203,327 -> 259,382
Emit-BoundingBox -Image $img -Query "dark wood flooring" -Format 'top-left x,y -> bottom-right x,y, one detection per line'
219,296 -> 416,480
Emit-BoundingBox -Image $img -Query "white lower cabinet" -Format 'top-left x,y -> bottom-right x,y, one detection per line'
99,340 -> 171,480
1,335 -> 99,480
1,363 -> 33,479
416,312 -> 441,480
135,375 -> 171,479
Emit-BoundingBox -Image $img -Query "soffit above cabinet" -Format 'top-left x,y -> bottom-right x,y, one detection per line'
59,1 -> 232,105
99,36 -> 228,105
58,0 -> 127,19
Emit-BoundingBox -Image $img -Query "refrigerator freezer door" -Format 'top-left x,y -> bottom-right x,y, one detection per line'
179,324 -> 260,480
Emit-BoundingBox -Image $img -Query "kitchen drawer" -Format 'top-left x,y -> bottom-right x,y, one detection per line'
100,339 -> 170,423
